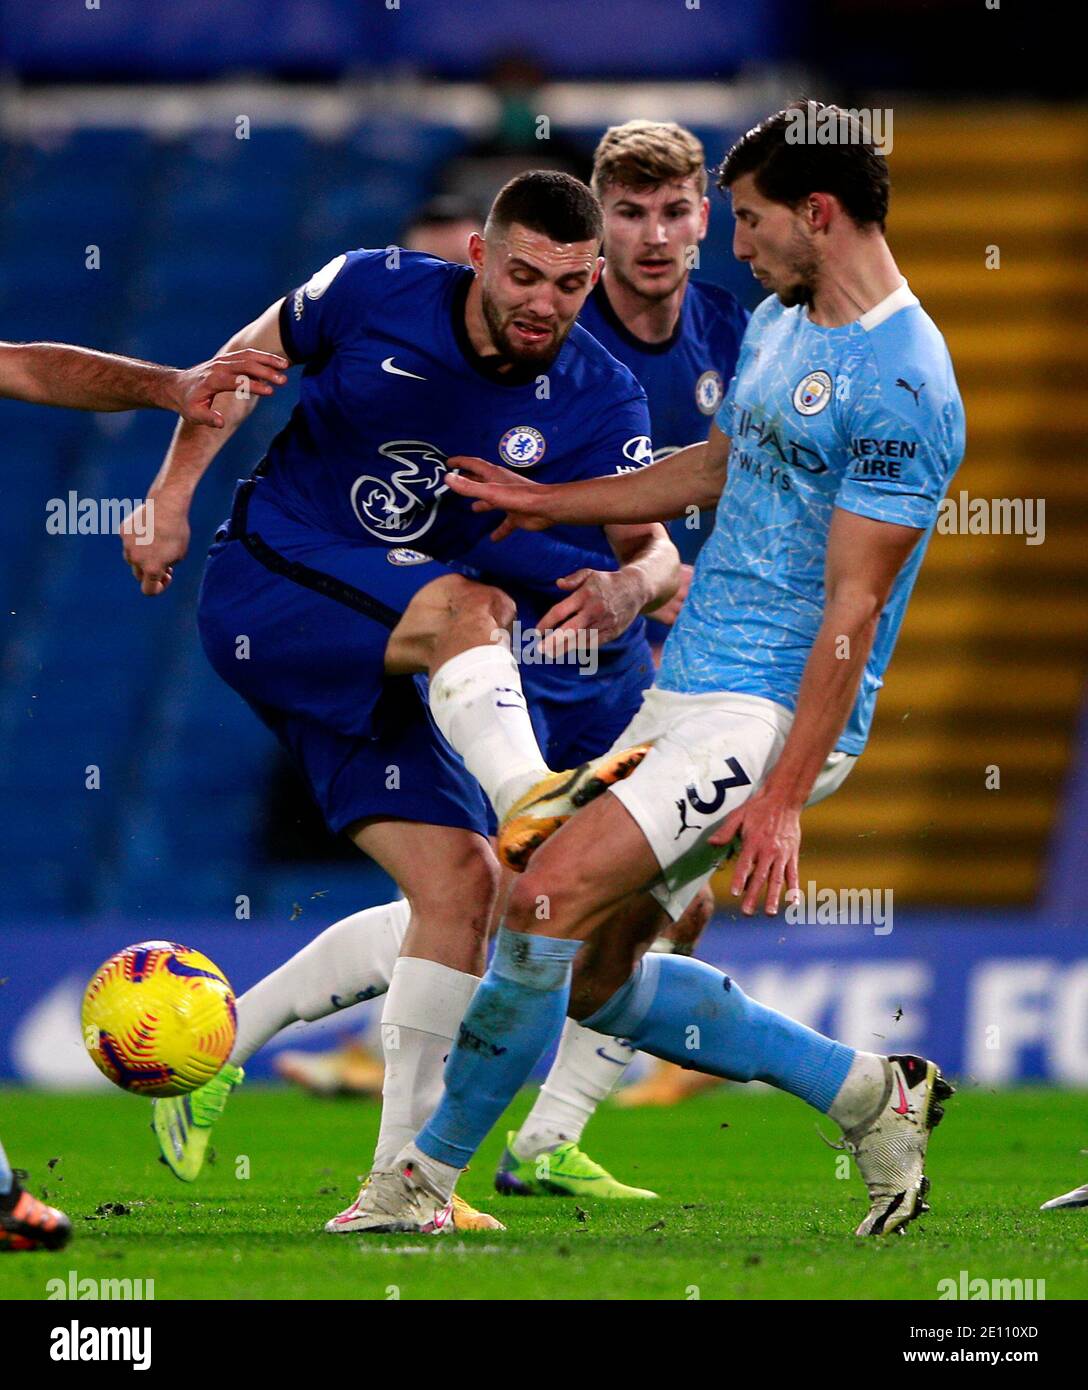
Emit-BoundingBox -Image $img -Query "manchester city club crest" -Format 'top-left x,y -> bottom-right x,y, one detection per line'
792,369 -> 833,416
498,425 -> 546,468
695,369 -> 724,415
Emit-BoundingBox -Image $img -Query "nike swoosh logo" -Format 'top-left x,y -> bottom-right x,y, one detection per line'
381,357 -> 427,381
892,1075 -> 910,1115
595,1047 -> 631,1066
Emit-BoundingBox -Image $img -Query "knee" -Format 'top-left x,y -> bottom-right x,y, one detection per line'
433,573 -> 516,635
408,839 -> 500,939
504,864 -> 582,939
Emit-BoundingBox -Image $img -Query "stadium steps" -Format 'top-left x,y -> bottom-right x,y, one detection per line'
771,104 -> 1088,907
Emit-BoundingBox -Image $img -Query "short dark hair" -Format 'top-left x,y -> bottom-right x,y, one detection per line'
486,170 -> 603,245
718,102 -> 890,231
401,195 -> 485,242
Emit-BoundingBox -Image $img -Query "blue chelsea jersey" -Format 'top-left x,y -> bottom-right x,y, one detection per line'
657,283 -> 966,754
578,274 -> 749,457
578,275 -> 749,564
263,250 -> 654,569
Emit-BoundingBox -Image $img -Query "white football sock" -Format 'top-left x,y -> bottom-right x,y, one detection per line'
371,956 -> 480,1171
511,1019 -> 636,1160
230,898 -> 411,1065
429,641 -> 548,820
827,1051 -> 890,1131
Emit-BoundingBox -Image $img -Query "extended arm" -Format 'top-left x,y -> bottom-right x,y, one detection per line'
0,339 -> 286,425
710,507 -> 926,915
122,299 -> 288,596
457,521 -> 679,646
446,422 -> 730,537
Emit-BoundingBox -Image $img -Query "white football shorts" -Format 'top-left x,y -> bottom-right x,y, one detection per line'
605,687 -> 857,921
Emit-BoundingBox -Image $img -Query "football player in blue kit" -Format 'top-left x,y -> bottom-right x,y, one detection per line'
580,121 -> 748,570
124,172 -> 681,1227
353,104 -> 964,1239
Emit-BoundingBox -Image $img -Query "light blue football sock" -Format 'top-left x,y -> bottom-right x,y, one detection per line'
0,1135 -> 13,1195
583,953 -> 854,1113
416,927 -> 583,1170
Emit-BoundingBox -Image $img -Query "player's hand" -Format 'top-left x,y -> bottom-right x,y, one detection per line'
649,562 -> 693,626
122,491 -> 190,596
446,455 -> 557,541
536,567 -> 643,650
708,787 -> 802,917
170,349 -> 289,427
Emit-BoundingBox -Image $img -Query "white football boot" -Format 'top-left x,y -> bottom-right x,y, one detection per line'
1040,1182 -> 1088,1210
324,1164 -> 454,1236
838,1053 -> 955,1236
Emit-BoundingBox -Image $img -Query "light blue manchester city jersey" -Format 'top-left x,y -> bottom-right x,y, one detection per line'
656,283 -> 966,754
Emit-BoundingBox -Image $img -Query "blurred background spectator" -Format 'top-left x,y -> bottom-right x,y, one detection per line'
401,195 -> 485,264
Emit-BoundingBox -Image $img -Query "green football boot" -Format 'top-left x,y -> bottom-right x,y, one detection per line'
494,1131 -> 657,1199
151,1063 -> 244,1182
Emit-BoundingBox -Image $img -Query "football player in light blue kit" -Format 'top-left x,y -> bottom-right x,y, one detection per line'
349,103 -> 965,1238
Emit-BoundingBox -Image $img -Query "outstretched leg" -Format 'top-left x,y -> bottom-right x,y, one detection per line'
374,721 -> 949,1237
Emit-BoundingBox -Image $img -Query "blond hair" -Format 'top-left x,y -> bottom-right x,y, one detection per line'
591,120 -> 708,198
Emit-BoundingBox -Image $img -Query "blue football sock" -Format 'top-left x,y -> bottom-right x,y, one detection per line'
583,953 -> 854,1113
416,928 -> 583,1170
0,1135 -> 13,1195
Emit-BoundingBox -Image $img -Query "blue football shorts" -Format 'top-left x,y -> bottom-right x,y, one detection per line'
199,478 -> 654,841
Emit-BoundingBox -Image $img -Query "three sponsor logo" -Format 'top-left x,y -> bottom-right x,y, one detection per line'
351,430 -> 652,540
350,440 -> 449,543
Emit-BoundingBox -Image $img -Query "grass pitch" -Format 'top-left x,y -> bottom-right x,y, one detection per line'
1,1084 -> 1085,1300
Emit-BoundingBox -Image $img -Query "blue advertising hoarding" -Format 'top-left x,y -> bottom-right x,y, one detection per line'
2,916 -> 1085,1089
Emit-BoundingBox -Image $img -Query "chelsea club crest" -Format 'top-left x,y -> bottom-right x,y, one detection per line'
695,370 -> 724,416
498,426 -> 546,468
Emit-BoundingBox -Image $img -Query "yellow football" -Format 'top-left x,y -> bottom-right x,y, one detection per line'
82,941 -> 237,1096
